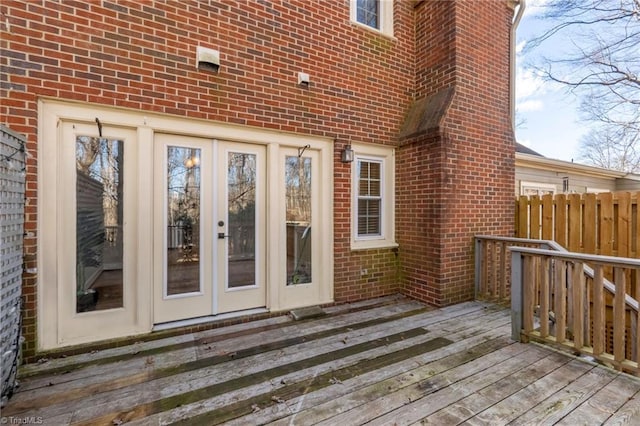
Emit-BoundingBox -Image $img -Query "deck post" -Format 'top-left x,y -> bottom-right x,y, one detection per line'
511,249 -> 524,342
474,237 -> 482,299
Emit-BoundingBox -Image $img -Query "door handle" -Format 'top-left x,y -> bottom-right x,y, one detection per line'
218,232 -> 230,239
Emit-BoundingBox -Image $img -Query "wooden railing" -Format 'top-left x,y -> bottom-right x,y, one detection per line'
475,236 -> 563,303
510,246 -> 640,375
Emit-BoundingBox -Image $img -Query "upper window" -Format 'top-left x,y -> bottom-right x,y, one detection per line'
350,0 -> 394,37
352,144 -> 396,250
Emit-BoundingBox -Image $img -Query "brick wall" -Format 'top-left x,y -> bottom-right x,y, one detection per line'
398,0 -> 516,306
0,0 -> 417,355
0,0 -> 516,355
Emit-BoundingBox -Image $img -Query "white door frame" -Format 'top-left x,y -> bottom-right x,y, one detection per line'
38,99 -> 334,350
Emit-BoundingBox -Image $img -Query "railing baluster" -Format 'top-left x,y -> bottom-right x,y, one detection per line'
523,255 -> 535,335
555,259 -> 567,344
511,249 -> 524,342
593,264 -> 605,356
614,267 -> 626,366
572,261 -> 585,350
500,241 -> 507,300
482,239 -> 489,297
492,241 -> 499,298
540,256 -> 550,338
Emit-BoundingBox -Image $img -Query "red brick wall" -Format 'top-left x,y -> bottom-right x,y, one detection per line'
0,0 -> 416,355
1,0 -> 516,354
398,0 -> 516,306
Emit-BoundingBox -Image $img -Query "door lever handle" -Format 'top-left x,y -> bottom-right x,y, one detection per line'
218,232 -> 230,239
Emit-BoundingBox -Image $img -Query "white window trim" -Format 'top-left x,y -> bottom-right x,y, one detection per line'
520,181 -> 557,196
351,143 -> 397,251
350,0 -> 394,37
587,187 -> 611,194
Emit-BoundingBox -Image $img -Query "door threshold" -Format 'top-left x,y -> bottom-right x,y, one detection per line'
152,308 -> 269,331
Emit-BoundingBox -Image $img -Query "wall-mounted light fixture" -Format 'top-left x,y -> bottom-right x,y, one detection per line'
197,46 -> 220,73
341,144 -> 354,163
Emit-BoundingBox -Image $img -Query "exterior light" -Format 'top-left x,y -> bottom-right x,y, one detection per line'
341,144 -> 354,163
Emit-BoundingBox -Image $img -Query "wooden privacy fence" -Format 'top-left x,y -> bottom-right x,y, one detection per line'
515,192 -> 640,259
510,246 -> 640,376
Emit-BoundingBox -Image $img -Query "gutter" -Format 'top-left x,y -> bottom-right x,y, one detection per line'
510,0 -> 526,134
516,152 -> 631,178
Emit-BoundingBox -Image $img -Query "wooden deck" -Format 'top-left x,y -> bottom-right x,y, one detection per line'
4,296 -> 640,425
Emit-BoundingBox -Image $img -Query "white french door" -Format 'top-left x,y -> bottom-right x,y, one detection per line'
153,135 -> 266,324
216,141 -> 267,313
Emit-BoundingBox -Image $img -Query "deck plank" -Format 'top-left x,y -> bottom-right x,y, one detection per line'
557,373 -> 640,425
509,362 -> 618,424
4,297 -> 640,426
331,343 -> 543,426
417,351 -> 573,425
9,300 -> 427,411
123,303 -> 507,425
8,307 -> 430,419
461,359 -> 595,425
199,309 -> 514,425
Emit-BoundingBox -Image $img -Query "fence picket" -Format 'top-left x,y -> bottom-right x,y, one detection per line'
568,193 -> 581,252
518,195 -> 529,238
555,194 -> 567,248
542,194 -> 554,240
583,193 -> 597,254
600,192 -> 614,256
617,192 -> 631,258
530,195 -> 541,239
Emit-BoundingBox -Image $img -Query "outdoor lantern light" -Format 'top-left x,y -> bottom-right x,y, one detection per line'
341,144 -> 354,163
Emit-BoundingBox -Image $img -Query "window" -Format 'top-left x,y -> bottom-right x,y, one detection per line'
350,0 -> 394,36
520,181 -> 556,196
352,144 -> 396,250
357,160 -> 382,236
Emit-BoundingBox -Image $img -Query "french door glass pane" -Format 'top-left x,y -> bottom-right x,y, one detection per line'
166,146 -> 201,295
75,136 -> 124,312
285,156 -> 312,285
227,152 -> 257,288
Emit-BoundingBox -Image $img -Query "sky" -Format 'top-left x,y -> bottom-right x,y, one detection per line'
515,0 -> 591,163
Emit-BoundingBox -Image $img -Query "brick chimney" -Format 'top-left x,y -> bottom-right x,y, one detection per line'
397,0 -> 516,306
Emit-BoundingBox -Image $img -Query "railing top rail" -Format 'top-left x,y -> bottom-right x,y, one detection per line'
475,235 -> 566,252
510,246 -> 640,312
509,246 -> 640,269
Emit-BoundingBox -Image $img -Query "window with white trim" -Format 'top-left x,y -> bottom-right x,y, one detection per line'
357,159 -> 382,236
352,144 -> 396,250
520,181 -> 556,196
350,0 -> 394,37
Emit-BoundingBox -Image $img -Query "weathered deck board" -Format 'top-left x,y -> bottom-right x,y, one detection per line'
4,296 -> 640,426
417,351 -> 573,425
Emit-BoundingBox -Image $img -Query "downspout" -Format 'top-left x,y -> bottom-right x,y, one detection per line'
510,0 -> 526,134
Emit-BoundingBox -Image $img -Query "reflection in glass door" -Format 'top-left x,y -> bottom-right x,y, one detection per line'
227,152 -> 257,288
285,156 -> 312,285
217,142 -> 266,313
166,146 -> 202,296
154,135 -> 212,324
75,136 -> 124,313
